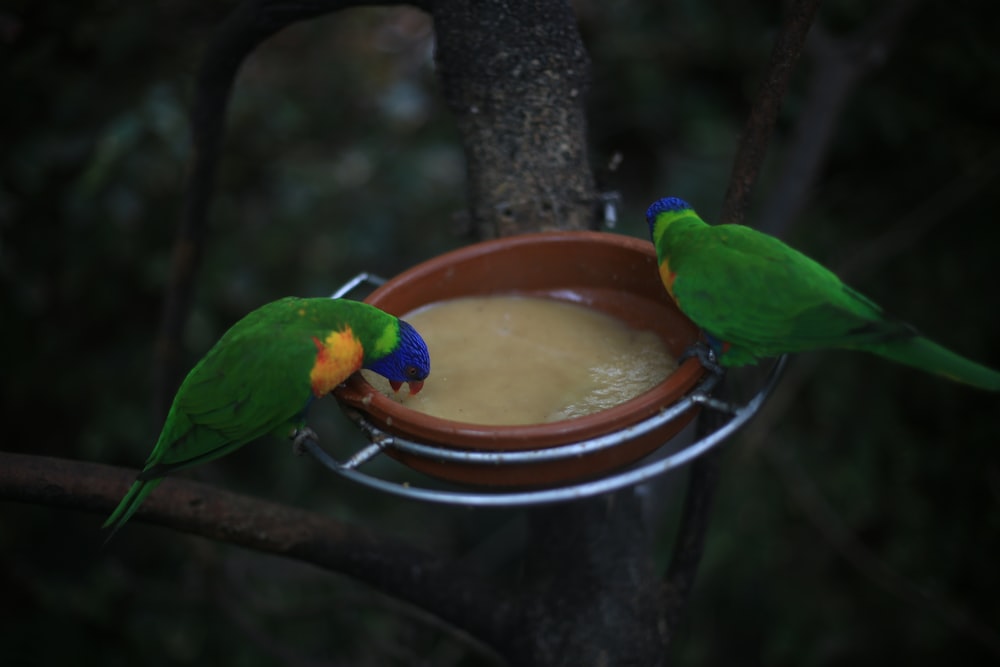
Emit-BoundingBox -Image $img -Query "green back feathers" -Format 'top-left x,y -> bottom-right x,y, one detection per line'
156,298 -> 404,459
247,298 -> 397,348
104,297 -> 431,538
649,202 -> 896,357
645,197 -> 1000,390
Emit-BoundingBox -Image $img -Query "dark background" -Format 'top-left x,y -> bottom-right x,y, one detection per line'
2,1 -> 999,665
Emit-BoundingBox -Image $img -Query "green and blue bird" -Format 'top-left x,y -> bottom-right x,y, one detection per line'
104,296 -> 430,537
646,196 -> 1000,391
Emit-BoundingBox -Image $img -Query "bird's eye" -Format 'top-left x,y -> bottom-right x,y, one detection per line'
406,365 -> 419,378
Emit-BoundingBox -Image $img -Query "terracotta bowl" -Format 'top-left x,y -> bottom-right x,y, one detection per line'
334,230 -> 706,486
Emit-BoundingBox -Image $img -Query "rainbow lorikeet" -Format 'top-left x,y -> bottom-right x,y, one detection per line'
104,296 -> 430,538
646,197 -> 1000,391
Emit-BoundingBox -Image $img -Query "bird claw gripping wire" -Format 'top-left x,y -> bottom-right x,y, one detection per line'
290,427 -> 320,456
677,340 -> 725,377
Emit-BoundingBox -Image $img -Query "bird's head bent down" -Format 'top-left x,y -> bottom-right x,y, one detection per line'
645,197 -> 693,238
367,319 -> 430,394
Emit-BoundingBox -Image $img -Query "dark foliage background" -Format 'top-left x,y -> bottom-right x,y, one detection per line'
2,0 -> 998,665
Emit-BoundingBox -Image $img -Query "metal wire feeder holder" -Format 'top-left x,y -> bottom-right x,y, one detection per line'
300,272 -> 786,507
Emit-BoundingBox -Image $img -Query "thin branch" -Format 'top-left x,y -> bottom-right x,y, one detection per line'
661,383 -> 726,641
765,444 -> 1000,660
153,0 -> 413,420
661,0 -> 821,636
0,450 -> 512,652
832,148 -> 1000,280
737,147 -> 999,450
741,144 -> 998,452
729,157 -> 1000,658
759,0 -> 919,237
720,0 -> 822,226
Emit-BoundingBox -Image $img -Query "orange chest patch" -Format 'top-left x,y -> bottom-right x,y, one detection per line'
310,327 -> 364,397
658,258 -> 678,301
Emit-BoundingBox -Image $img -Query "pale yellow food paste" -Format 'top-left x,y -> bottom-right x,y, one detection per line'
362,295 -> 676,425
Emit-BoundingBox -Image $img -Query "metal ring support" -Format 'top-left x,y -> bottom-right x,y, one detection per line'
308,273 -> 787,507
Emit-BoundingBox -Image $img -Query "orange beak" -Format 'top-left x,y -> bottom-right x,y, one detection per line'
389,380 -> 424,395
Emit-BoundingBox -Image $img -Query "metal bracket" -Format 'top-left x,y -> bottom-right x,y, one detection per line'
313,273 -> 786,506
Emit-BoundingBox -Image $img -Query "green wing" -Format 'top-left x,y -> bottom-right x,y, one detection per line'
103,319 -> 317,537
140,322 -> 317,479
141,296 -> 400,476
104,297 -> 402,537
670,224 -> 911,360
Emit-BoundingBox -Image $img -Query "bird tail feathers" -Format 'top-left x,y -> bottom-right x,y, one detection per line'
102,477 -> 162,543
870,336 -> 1000,391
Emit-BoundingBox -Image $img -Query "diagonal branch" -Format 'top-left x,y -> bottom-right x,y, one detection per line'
0,450 -> 513,651
720,0 -> 822,226
153,0 -> 418,420
759,0 -> 919,237
764,444 -> 1000,660
660,0 -> 823,635
661,395 -> 726,640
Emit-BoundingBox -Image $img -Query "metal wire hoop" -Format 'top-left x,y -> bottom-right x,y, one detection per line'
306,273 -> 786,506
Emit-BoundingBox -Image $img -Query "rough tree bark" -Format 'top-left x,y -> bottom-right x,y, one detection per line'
433,0 -> 599,238
430,2 -> 672,664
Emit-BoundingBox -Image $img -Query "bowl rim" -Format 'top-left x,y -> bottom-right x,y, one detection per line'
334,229 -> 706,451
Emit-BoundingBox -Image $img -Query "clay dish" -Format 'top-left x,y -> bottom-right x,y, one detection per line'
334,230 -> 706,486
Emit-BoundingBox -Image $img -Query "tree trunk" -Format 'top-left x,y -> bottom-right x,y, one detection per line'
432,0 -> 599,238
510,494 -> 670,666
432,3 -> 671,664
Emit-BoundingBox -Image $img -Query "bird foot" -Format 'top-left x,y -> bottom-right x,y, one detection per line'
290,427 -> 319,456
678,341 -> 725,377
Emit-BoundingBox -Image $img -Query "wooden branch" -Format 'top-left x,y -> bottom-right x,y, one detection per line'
759,0 -> 919,236
153,0 -> 412,419
0,450 -> 512,652
764,444 -> 1000,660
720,0 -> 822,226
660,387 -> 726,641
664,0 -> 822,637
